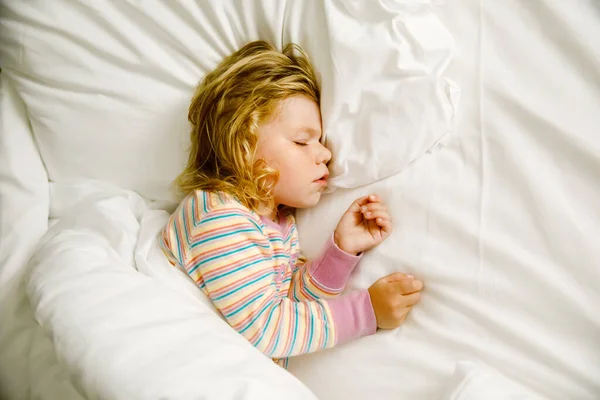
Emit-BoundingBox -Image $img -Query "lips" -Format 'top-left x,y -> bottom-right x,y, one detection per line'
314,172 -> 329,182
314,173 -> 329,187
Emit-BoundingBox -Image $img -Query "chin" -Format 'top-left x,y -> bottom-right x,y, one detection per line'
287,194 -> 322,209
304,192 -> 323,208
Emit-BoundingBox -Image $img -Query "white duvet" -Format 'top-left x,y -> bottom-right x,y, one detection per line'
2,1 -> 600,400
25,181 -> 317,400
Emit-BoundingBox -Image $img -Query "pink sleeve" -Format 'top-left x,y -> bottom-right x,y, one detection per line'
308,234 -> 363,291
289,234 -> 363,301
328,289 -> 378,344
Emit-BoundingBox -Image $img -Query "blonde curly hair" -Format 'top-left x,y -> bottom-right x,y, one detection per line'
176,40 -> 320,215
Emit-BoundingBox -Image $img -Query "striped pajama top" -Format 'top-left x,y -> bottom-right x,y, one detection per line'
160,190 -> 376,364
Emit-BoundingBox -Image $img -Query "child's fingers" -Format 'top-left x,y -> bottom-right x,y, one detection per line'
376,217 -> 392,234
352,194 -> 382,212
361,207 -> 393,235
402,291 -> 422,307
362,203 -> 386,213
382,272 -> 408,283
395,277 -> 423,294
362,209 -> 389,220
351,195 -> 373,212
360,202 -> 387,215
362,208 -> 391,229
394,277 -> 421,294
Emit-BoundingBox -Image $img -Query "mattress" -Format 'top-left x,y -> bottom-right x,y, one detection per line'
1,1 -> 599,399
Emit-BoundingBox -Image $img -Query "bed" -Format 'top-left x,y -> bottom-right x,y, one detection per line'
1,1 -> 599,399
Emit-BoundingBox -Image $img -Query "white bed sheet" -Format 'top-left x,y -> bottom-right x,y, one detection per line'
0,1 -> 457,398
288,1 -> 600,399
2,1 -> 599,399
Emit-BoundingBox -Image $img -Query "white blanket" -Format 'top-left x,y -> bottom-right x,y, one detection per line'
27,181 -> 317,400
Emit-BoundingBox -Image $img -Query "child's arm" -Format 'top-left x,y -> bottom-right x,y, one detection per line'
288,235 -> 362,302
288,194 -> 394,303
170,206 -> 376,358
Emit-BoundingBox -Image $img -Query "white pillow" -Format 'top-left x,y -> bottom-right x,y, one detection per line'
0,0 -> 456,201
319,1 -> 459,189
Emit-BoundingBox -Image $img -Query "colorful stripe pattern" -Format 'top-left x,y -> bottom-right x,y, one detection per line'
159,190 -> 340,359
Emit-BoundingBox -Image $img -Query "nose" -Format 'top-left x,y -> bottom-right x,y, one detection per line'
316,142 -> 332,165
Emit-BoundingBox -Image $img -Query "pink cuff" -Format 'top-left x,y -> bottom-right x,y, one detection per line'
309,234 -> 362,291
328,289 -> 377,345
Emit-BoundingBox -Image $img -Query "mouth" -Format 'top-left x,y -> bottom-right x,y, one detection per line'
314,173 -> 329,186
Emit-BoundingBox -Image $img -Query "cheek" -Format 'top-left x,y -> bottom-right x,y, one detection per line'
256,139 -> 278,164
277,158 -> 298,181
283,150 -> 311,173
275,151 -> 307,185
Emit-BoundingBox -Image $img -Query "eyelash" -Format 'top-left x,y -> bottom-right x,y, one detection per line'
294,142 -> 308,147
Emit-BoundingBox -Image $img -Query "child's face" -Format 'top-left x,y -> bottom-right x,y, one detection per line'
256,95 -> 331,209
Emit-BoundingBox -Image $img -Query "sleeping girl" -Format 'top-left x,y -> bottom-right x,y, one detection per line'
160,41 -> 423,367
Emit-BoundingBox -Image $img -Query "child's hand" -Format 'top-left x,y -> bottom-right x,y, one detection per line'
333,194 -> 392,255
368,272 -> 423,329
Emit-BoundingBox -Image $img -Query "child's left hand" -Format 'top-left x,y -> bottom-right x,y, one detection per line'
333,194 -> 392,256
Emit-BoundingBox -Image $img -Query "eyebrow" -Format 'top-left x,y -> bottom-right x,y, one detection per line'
297,127 -> 322,138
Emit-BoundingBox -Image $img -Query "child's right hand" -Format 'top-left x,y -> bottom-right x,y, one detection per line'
368,272 -> 423,329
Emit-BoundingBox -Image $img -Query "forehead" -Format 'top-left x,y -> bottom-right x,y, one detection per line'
271,95 -> 322,135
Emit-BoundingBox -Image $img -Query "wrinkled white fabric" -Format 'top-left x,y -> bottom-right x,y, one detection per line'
441,361 -> 540,400
319,1 -> 458,189
27,181 -> 318,400
289,2 -> 600,399
0,1 -> 455,398
2,1 -> 600,399
0,0 -> 455,201
0,76 -> 82,400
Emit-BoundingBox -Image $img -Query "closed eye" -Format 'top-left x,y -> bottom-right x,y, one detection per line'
294,141 -> 308,147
